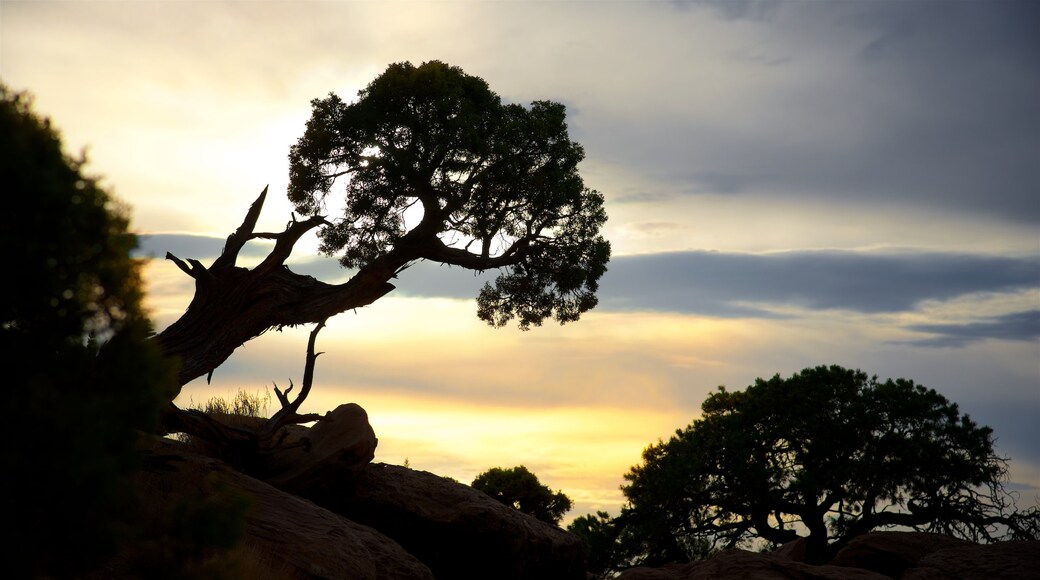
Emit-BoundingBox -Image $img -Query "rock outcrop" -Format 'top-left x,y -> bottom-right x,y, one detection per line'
616,548 -> 890,580
265,402 -> 378,487
278,461 -> 586,580
829,532 -> 971,577
618,533 -> 1040,580
120,406 -> 1039,580
902,540 -> 1040,580
124,436 -> 434,580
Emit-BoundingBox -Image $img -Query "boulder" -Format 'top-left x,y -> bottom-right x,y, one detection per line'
616,549 -> 891,580
279,461 -> 586,580
903,540 -> 1040,580
774,538 -> 808,562
265,403 -> 377,487
829,532 -> 970,578
122,436 -> 433,580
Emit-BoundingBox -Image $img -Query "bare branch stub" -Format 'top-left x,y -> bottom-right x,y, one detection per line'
213,184 -> 269,271
260,319 -> 329,442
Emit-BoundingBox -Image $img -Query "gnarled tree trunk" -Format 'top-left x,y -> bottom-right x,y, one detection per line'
154,186 -> 403,388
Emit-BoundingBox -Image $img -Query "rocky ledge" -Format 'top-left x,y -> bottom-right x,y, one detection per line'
110,404 -> 1036,579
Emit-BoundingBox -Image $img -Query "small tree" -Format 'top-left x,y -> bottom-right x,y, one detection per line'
567,511 -> 627,578
621,365 -> 1040,565
472,465 -> 573,525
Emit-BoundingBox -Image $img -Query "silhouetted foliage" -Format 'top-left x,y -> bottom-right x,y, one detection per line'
153,60 -> 609,460
621,365 -> 1040,565
472,465 -> 573,525
288,60 -> 610,330
0,84 -> 179,575
567,511 -> 627,578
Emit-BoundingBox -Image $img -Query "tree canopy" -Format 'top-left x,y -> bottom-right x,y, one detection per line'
619,365 -> 1039,565
567,511 -> 626,579
288,60 -> 610,330
472,465 -> 573,525
155,61 -> 609,392
1,84 -> 176,576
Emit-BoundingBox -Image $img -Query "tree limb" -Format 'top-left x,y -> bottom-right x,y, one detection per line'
154,187 -> 401,388
259,319 -> 327,441
213,185 -> 269,271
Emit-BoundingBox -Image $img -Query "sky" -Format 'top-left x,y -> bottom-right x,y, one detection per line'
4,0 -> 1038,521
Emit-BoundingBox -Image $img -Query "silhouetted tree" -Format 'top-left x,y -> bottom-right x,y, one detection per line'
621,365 -> 1040,565
153,60 -> 609,444
567,511 -> 627,578
0,84 -> 177,576
472,465 -> 573,525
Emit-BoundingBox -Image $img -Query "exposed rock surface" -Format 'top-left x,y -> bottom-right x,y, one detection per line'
616,549 -> 890,580
902,540 -> 1040,580
265,402 -> 377,487
130,436 -> 434,580
774,538 -> 808,562
828,532 -> 971,577
279,461 -> 586,580
619,534 -> 1040,580
121,406 -> 1040,580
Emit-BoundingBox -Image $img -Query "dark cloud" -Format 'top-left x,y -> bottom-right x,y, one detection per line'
137,233 -> 273,262
588,1 -> 1040,223
671,0 -> 780,21
896,310 -> 1040,348
388,250 -> 1039,326
137,233 -> 358,281
139,236 -> 1038,341
598,251 -> 1038,317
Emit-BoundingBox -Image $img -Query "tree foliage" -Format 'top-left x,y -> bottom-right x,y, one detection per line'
154,60 -> 608,401
620,365 -> 1039,565
0,84 -> 177,575
567,511 -> 627,579
472,465 -> 573,525
288,60 -> 610,330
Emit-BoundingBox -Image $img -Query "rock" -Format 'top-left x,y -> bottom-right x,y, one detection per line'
903,540 -> 1040,580
280,462 -> 586,580
616,549 -> 891,580
829,532 -> 970,578
774,537 -> 808,562
265,403 -> 378,487
125,436 -> 434,580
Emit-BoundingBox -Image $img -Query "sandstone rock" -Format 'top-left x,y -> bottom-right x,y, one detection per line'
265,403 -> 377,487
829,531 -> 970,578
616,549 -> 891,580
281,462 -> 586,580
128,436 -> 433,580
774,537 -> 808,562
902,540 -> 1040,580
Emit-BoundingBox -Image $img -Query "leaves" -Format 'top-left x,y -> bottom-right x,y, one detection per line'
288,60 -> 610,329
620,365 -> 1038,564
472,465 -> 573,525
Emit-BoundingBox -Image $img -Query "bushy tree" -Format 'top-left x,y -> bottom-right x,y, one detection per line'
157,60 -> 610,394
472,465 -> 573,525
621,365 -> 1039,564
0,84 -> 177,575
567,511 -> 627,578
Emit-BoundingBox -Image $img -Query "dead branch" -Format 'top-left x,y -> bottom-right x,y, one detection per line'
259,319 -> 327,442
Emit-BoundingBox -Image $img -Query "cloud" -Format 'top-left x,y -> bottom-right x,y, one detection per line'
393,250 -> 1039,317
598,250 -> 1039,317
896,310 -> 1040,348
139,237 -> 1038,323
579,1 -> 1040,224
137,233 -> 275,263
